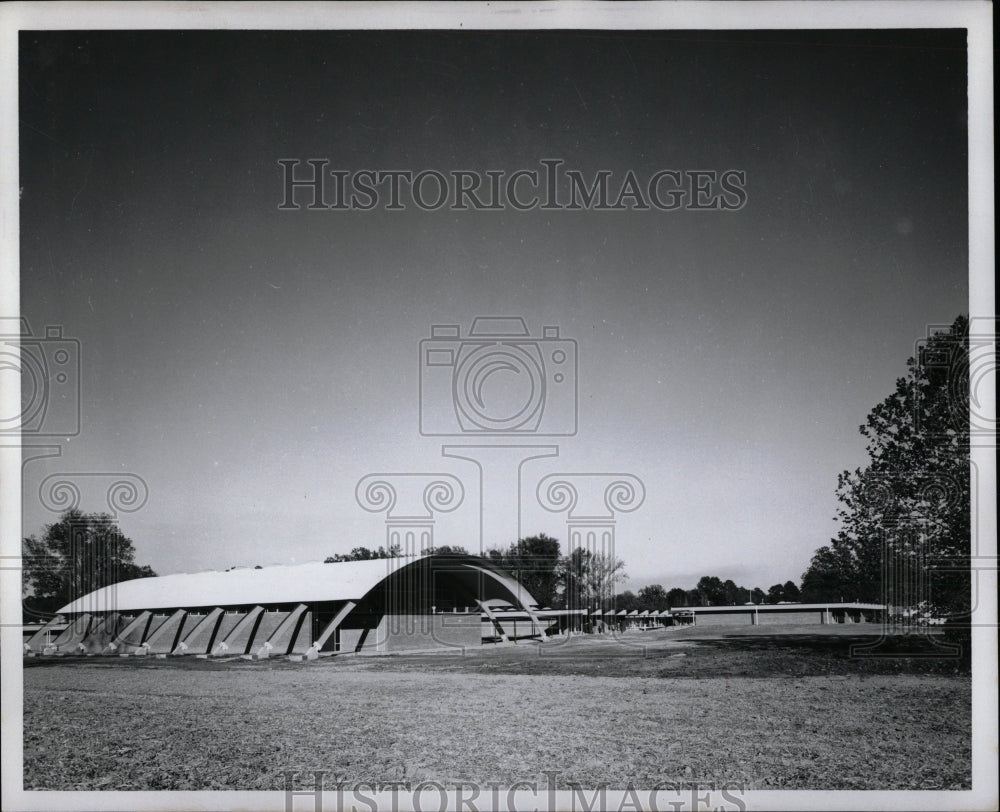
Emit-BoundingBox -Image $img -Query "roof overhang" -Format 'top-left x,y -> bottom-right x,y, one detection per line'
56,554 -> 539,614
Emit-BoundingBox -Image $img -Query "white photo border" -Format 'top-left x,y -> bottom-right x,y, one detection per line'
1,3 -> 994,811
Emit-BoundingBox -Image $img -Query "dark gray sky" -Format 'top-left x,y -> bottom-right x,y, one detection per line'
18,29 -> 968,591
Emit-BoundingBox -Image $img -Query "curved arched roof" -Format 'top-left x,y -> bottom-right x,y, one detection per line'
57,554 -> 538,614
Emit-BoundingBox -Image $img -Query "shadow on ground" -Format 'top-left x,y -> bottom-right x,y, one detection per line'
22,625 -> 969,679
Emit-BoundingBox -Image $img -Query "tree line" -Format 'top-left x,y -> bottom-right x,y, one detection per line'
613,577 -> 802,613
332,535 -> 629,612
319,535 -> 630,612
321,539 -> 802,611
24,316 -> 970,629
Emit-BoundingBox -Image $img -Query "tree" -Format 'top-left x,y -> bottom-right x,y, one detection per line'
487,534 -> 562,608
722,579 -> 741,606
659,577 -> 787,607
325,544 -> 402,563
420,545 -> 469,556
782,581 -> 801,602
569,549 -> 627,610
766,584 -> 786,604
557,548 -> 627,610
696,576 -> 726,606
637,584 -> 670,612
615,590 -> 639,612
800,545 -> 859,603
804,315 -> 971,621
558,547 -> 591,610
22,509 -> 156,620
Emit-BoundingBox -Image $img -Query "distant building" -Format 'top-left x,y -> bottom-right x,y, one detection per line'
668,602 -> 885,627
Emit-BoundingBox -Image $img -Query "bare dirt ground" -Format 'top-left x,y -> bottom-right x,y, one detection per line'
21,626 -> 971,791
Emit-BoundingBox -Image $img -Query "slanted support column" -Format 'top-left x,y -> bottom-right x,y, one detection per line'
256,603 -> 308,659
78,612 -> 120,654
462,562 -> 550,641
525,607 -> 550,641
142,609 -> 188,655
24,615 -> 65,654
305,601 -> 356,660
212,606 -> 264,656
174,607 -> 223,654
476,600 -> 509,643
106,610 -> 152,655
45,613 -> 93,655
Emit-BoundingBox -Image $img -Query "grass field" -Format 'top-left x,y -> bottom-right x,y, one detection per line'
22,626 -> 971,791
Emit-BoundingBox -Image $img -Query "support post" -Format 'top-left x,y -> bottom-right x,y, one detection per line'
476,600 -> 509,643
105,610 -> 152,655
526,607 -> 550,641
212,606 -> 264,656
24,615 -> 65,654
305,601 -> 356,659
256,603 -> 308,658
173,607 -> 223,654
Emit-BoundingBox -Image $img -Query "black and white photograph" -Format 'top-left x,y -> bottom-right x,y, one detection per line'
0,3 -> 995,811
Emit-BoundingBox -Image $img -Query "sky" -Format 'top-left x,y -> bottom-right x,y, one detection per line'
16,28 -> 969,592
